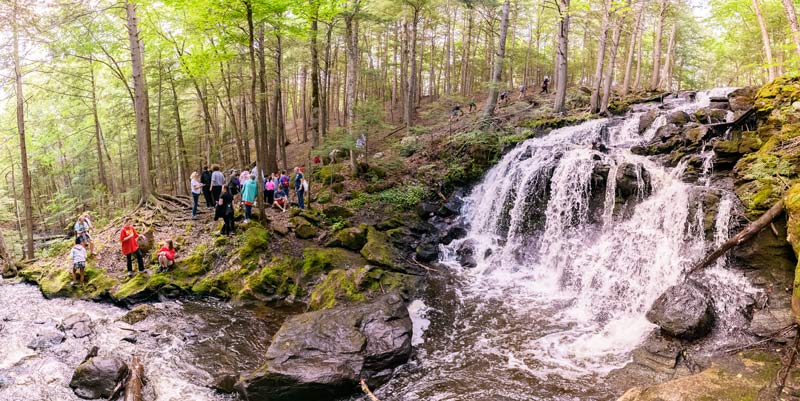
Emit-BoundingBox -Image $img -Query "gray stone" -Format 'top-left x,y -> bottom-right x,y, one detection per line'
639,109 -> 659,134
236,293 -> 412,401
749,307 -> 794,338
27,326 -> 66,350
646,281 -> 715,340
666,111 -> 690,126
69,356 -> 128,399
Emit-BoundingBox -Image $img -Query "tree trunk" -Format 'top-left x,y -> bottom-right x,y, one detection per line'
480,0 -> 511,124
126,0 -> 153,204
649,0 -> 668,91
553,0 -> 570,114
405,6 -> 420,131
782,0 -> 800,62
590,0 -> 612,114
244,0 -> 264,218
659,24 -> 676,91
258,29 -> 277,173
600,5 -> 627,115
89,60 -> 108,195
460,10 -> 473,96
621,2 -> 644,95
753,0 -> 776,81
167,71 -> 189,196
12,0 -> 34,259
344,1 -> 360,175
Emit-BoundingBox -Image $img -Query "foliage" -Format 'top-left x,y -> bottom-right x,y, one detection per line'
346,184 -> 427,210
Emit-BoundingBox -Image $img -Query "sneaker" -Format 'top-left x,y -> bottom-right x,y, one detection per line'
70,281 -> 76,286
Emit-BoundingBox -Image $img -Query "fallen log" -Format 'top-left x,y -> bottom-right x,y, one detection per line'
123,355 -> 144,401
685,199 -> 785,278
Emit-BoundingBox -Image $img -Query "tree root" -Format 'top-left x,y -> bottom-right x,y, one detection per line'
360,379 -> 381,401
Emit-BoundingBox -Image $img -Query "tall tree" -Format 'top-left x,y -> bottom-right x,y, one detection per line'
781,0 -> 800,62
553,0 -> 570,114
752,0 -> 776,81
590,0 -> 612,114
600,2 -> 628,115
12,0 -> 34,259
649,0 -> 668,91
621,1 -> 645,95
480,0 -> 511,124
126,0 -> 153,204
309,0 -> 322,149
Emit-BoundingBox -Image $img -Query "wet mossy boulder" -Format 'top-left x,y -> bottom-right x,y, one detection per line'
301,248 -> 366,279
238,225 -> 271,263
309,267 -> 416,310
666,110 -> 690,126
313,165 -> 346,183
290,217 -> 318,240
711,131 -> 763,168
693,107 -> 728,124
360,227 -> 399,270
236,293 -> 412,401
20,262 -> 117,301
241,257 -> 301,300
1,263 -> 18,278
323,205 -> 353,220
325,225 -> 367,251
119,304 -> 156,325
638,109 -> 659,134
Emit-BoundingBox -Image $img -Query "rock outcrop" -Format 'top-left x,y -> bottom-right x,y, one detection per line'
236,293 -> 412,401
69,355 -> 128,399
646,281 -> 714,340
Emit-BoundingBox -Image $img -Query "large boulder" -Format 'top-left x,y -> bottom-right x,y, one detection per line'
236,293 -> 412,401
59,313 -> 93,339
456,239 -> 478,268
638,109 -> 659,134
69,356 -> 128,399
290,217 -> 318,240
325,225 -> 367,251
694,107 -> 728,124
665,110 -> 690,126
360,227 -> 400,270
27,326 -> 66,350
646,280 -> 714,340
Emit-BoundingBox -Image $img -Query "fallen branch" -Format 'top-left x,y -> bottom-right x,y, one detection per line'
685,199 -> 785,279
360,379 -> 381,401
775,326 -> 800,398
124,354 -> 144,401
410,256 -> 439,273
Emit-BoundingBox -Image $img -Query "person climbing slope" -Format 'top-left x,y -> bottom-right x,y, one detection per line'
120,217 -> 145,276
541,76 -> 550,94
69,236 -> 87,286
450,104 -> 465,122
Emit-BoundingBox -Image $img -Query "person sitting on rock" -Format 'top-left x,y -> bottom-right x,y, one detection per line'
273,187 -> 287,212
69,236 -> 87,286
157,240 -> 176,273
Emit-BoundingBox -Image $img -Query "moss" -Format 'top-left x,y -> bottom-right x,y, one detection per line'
360,227 -> 398,269
301,247 -> 365,278
309,269 -> 367,310
519,113 -> 591,130
112,274 -> 150,300
191,268 -> 249,299
313,165 -> 346,183
291,217 -> 318,239
241,256 -> 300,299
237,224 -> 270,262
327,225 -> 367,251
316,191 -> 332,204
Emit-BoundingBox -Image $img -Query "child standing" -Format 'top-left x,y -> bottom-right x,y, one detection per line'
120,217 -> 146,276
70,236 -> 87,286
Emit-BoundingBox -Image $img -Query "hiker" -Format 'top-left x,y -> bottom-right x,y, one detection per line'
468,99 -> 477,112
74,215 -> 94,255
190,172 -> 203,219
241,173 -> 257,224
294,167 -> 305,209
69,236 -> 87,286
279,170 -> 291,202
313,155 -> 321,165
157,240 -> 176,273
449,104 -> 464,122
273,187 -> 288,212
264,173 -> 276,207
519,84 -> 527,99
228,169 -> 241,204
541,76 -> 550,94
120,217 -> 145,275
201,166 -> 213,208
499,91 -> 508,104
239,169 -> 250,189
210,165 -> 225,204
216,185 -> 236,236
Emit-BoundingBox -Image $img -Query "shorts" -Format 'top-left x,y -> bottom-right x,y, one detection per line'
275,198 -> 286,206
73,262 -> 86,271
78,233 -> 91,243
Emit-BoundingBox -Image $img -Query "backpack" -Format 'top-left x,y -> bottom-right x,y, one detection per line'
280,176 -> 290,188
228,177 -> 240,195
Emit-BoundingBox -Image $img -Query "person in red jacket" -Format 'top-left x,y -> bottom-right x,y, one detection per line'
120,217 -> 145,276
157,240 -> 176,273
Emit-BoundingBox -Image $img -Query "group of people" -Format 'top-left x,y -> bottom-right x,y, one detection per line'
448,77 -> 551,122
68,215 -> 178,286
189,164 -> 309,235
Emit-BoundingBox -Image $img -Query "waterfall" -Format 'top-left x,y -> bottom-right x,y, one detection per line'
439,90 -> 756,378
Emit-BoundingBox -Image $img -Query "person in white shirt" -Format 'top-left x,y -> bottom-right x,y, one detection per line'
69,236 -> 87,286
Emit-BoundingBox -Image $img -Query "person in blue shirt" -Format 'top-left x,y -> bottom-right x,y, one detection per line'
74,214 -> 94,255
294,166 -> 305,209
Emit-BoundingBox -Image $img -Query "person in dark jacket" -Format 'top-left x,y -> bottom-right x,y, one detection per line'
215,185 -> 236,236
200,166 -> 213,208
210,165 -> 225,205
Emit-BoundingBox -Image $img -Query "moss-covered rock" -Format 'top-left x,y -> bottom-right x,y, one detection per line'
241,257 -> 301,300
360,227 -> 399,270
323,205 -> 353,220
316,191 -> 332,204
20,262 -> 117,301
290,216 -> 318,240
119,304 -> 156,325
237,225 -> 270,264
308,267 -> 416,310
313,165 -> 346,183
325,225 -> 367,251
785,184 -> 800,323
301,248 -> 366,278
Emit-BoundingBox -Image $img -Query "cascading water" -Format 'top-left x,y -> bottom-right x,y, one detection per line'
379,90 -> 759,400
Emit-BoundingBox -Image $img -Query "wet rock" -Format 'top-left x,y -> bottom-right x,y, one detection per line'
69,356 -> 128,400
0,372 -> 14,389
120,304 -> 156,325
727,87 -> 756,112
415,242 -> 439,263
666,110 -> 690,126
708,101 -> 730,110
638,109 -> 659,134
694,107 -> 728,124
440,225 -> 468,245
749,306 -> 794,339
646,280 -> 714,340
416,202 -> 438,219
236,293 -> 412,401
211,373 -> 239,394
436,197 -> 463,218
456,239 -> 478,268
27,326 -> 66,350
60,313 -> 92,338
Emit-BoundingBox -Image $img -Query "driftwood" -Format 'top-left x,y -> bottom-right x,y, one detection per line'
685,199 -> 785,278
123,355 -> 144,401
360,379 -> 381,401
